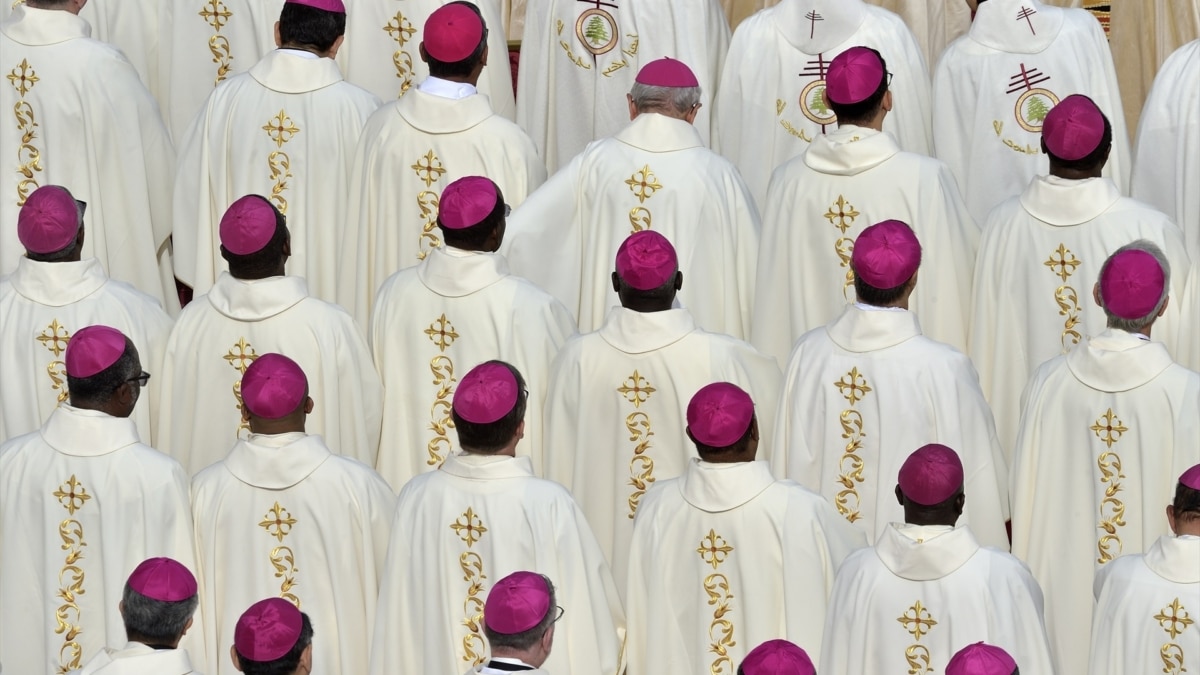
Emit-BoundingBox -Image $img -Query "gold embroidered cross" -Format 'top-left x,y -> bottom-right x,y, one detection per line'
411,150 -> 447,188
223,337 -> 259,374
259,502 -> 297,542
1090,408 -> 1128,448
383,11 -> 416,46
897,601 -> 938,641
625,165 -> 662,203
823,195 -> 860,234
6,59 -> 38,97
262,110 -> 300,148
1044,243 -> 1081,282
835,367 -> 872,405
618,371 -> 656,408
54,475 -> 91,515
696,529 -> 734,569
425,314 -> 460,352
1155,598 -> 1194,640
198,0 -> 232,31
451,507 -> 488,547
37,319 -> 71,357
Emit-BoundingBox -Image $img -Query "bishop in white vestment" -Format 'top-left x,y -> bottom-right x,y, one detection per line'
1010,243 -> 1200,675
505,58 -> 760,339
821,445 -> 1056,675
933,0 -> 1130,224
172,0 -> 381,303
0,186 -> 173,445
157,196 -> 382,473
752,46 -> 976,363
625,383 -> 866,673
190,354 -> 395,675
0,327 -> 196,675
715,0 -> 932,207
1,3 -> 178,311
370,361 -> 626,675
370,177 -> 575,489
470,572 -> 562,675
774,221 -> 1009,549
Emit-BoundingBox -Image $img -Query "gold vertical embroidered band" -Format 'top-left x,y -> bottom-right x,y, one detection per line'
411,150 -> 447,259
897,600 -> 938,674
198,0 -> 234,85
262,110 -> 299,214
1092,408 -> 1128,565
426,313 -> 459,467
224,337 -> 260,438
833,366 -> 872,522
619,370 -> 657,518
1044,243 -> 1082,351
1155,597 -> 1193,674
37,319 -> 72,403
452,507 -> 489,666
7,58 -> 42,205
383,11 -> 417,97
53,475 -> 91,673
259,501 -> 301,606
697,529 -> 736,675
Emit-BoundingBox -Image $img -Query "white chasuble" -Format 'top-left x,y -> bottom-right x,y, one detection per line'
503,113 -> 760,339
821,524 -> 1055,675
752,125 -> 977,364
968,176 -> 1191,460
1010,329 -> 1200,675
157,273 -> 383,473
0,6 -> 179,312
1089,535 -> 1200,675
77,0 -> 160,106
337,0 -> 514,116
172,50 -> 381,303
543,307 -> 782,590
0,258 -> 173,445
625,460 -> 867,674
190,433 -> 395,675
339,89 -> 545,327
1182,268 -> 1200,372
369,246 -> 577,489
773,306 -> 1010,550
932,0 -> 1130,225
0,406 -> 197,675
71,642 -> 198,675
714,0 -> 932,207
1132,40 -> 1200,261
370,453 -> 626,675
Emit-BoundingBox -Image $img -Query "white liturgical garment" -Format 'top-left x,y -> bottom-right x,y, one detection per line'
1131,40 -> 1200,260
774,306 -> 1010,549
339,87 -> 545,326
1010,329 -> 1200,675
71,642 -> 197,675
503,113 -> 760,339
369,246 -> 576,489
543,306 -> 782,590
77,0 -> 160,107
0,257 -> 173,445
625,459 -> 867,673
1181,268 -> 1200,372
715,0 -> 932,207
173,49 -> 380,302
932,0 -> 1130,224
191,432 -> 395,675
1090,535 -> 1200,675
969,176 -> 1191,459
370,453 -> 626,675
752,125 -> 977,363
157,273 -> 382,473
0,406 -> 196,675
0,6 -> 178,312
822,524 -> 1055,675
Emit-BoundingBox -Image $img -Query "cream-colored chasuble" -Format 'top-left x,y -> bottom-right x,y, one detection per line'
70,641 -> 198,675
1089,535 -> 1200,675
339,88 -> 545,327
773,306 -> 1010,550
369,453 -> 626,675
968,176 -> 1191,460
1010,329 -> 1200,675
821,524 -> 1056,675
337,0 -> 514,116
933,0 -> 1130,225
157,273 -> 383,473
1181,268 -> 1200,372
0,406 -> 196,675
172,50 -> 380,302
1132,40 -> 1200,261
751,125 -> 977,365
0,6 -> 179,312
714,0 -> 932,207
76,0 -> 161,106
191,433 -> 395,675
625,460 -> 866,673
503,113 -> 760,339
369,246 -> 576,489
543,307 -> 782,591
0,258 -> 173,445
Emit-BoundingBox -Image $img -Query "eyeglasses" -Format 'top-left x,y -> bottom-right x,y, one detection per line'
553,606 -> 565,623
504,204 -> 512,218
886,72 -> 894,87
126,371 -> 151,387
74,199 -> 87,218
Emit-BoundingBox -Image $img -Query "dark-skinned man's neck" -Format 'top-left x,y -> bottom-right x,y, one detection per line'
621,298 -> 674,313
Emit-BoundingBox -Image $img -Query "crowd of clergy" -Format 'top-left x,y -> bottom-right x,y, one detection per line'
2,0 -> 1199,673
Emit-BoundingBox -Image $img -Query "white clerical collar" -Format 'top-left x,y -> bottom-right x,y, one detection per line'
440,452 -> 537,480
1,3 -> 91,46
1065,328 -> 1175,393
874,523 -> 981,581
825,304 -> 922,353
597,306 -> 698,354
41,404 -> 142,457
679,459 -> 777,512
1143,534 -> 1200,584
1018,175 -> 1123,226
969,0 -> 1064,53
205,272 -> 309,321
417,246 -> 509,298
277,47 -> 320,59
250,49 -> 344,94
614,113 -> 704,153
75,642 -> 194,675
8,257 -> 108,307
224,434 -> 331,489
418,76 -> 478,99
396,89 -> 495,134
804,126 -> 899,176
854,302 -> 907,312
771,0 -> 867,54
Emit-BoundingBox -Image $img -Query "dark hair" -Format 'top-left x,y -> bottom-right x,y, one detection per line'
122,584 -> 198,644
221,198 -> 290,280
1046,113 -> 1113,173
828,47 -> 889,126
236,612 -> 313,675
451,361 -> 528,453
483,575 -> 557,651
853,272 -> 911,307
425,1 -> 488,78
616,270 -> 679,303
278,2 -> 346,54
66,340 -> 138,404
26,236 -> 80,262
904,484 -> 965,511
1174,481 -> 1200,521
440,187 -> 505,251
691,413 -> 756,459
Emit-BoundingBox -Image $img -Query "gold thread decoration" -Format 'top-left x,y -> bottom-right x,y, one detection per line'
897,600 -> 938,674
199,0 -> 234,84
427,355 -> 456,466
224,337 -> 259,436
259,502 -> 298,542
383,11 -> 417,96
625,411 -> 654,518
1044,244 -> 1082,352
425,314 -> 459,352
37,319 -> 71,403
9,59 -> 43,204
412,150 -> 447,188
625,165 -> 662,203
455,509 -> 488,666
451,507 -> 488,547
417,190 -> 442,259
1095,423 -> 1127,565
699,529 -> 735,675
53,477 -> 90,672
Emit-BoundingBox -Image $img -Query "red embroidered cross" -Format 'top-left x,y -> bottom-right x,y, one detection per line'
1006,62 -> 1051,94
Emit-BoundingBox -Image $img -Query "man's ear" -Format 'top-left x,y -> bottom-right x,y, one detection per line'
274,21 -> 282,48
300,643 -> 314,673
231,645 -> 244,672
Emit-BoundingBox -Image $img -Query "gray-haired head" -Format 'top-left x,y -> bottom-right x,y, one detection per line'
1096,239 -> 1171,333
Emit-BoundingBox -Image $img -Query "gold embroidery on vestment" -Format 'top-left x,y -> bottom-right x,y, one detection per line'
625,165 -> 662,203
427,354 -> 456,466
455,510 -> 488,665
833,367 -> 871,522
199,0 -> 234,84
451,507 -> 488,547
1094,414 -> 1127,565
425,314 -> 460,352
53,477 -> 90,672
262,110 -> 298,214
1156,598 -> 1192,674
620,370 -> 656,517
417,190 -> 442,259
698,530 -> 735,675
383,11 -> 416,97
37,319 -> 72,403
9,59 -> 43,203
224,337 -> 259,436
1044,244 -> 1083,351
897,600 -> 937,674
259,502 -> 300,605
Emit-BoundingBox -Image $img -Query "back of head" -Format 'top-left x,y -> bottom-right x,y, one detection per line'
241,353 -> 310,432
278,0 -> 346,54
19,184 -> 84,262
737,639 -> 816,675
825,46 -> 889,127
851,220 -> 921,307
613,230 -> 680,310
946,642 -> 1018,675
219,195 -> 290,279
897,444 -> 965,525
122,557 -> 199,646
1096,240 -> 1170,333
1041,94 -> 1112,175
483,572 -> 558,658
630,58 -> 702,120
422,1 -> 487,79
65,325 -> 139,411
451,360 -> 528,453
234,598 -> 313,675
686,382 -> 757,461
1172,464 -> 1200,535
437,175 -> 505,251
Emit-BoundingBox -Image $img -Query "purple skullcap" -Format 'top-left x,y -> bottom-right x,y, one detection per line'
898,444 -> 965,506
18,185 -> 80,254
946,642 -> 1018,675
687,382 -> 755,448
740,640 -> 816,675
453,362 -> 518,423
127,557 -> 198,602
240,353 -> 308,419
851,219 -> 921,289
235,598 -> 303,662
438,176 -> 499,230
825,46 -> 885,105
284,0 -> 345,14
1180,464 -> 1200,491
635,57 -> 699,87
1099,249 -> 1166,320
423,3 -> 484,62
1043,94 -> 1106,161
64,325 -> 128,378
220,196 -> 278,256
484,571 -> 552,634
615,230 -> 678,290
